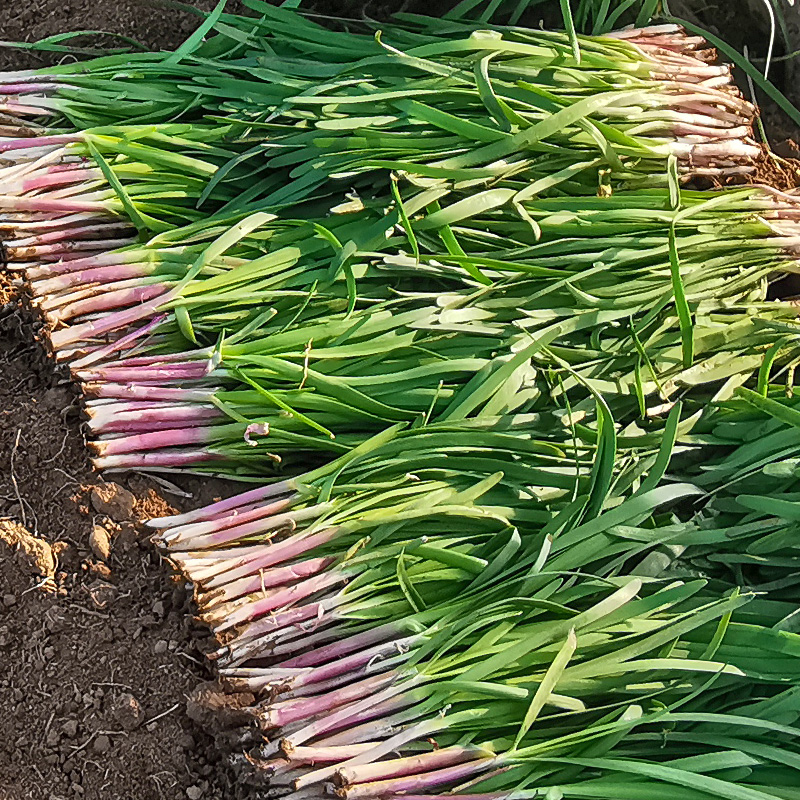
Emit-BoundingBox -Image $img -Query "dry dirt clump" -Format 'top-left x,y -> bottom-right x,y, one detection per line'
0,518 -> 64,586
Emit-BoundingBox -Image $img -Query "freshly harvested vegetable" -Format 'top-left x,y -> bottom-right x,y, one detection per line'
39,183 -> 800,476
0,7 -> 758,189
150,419 -> 800,798
0,7 -> 763,297
4,4 -> 800,800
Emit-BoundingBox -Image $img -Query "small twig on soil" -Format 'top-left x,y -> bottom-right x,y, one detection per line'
177,650 -> 205,668
53,467 -> 81,486
148,770 -> 177,792
10,428 -> 26,526
91,681 -> 134,691
10,374 -> 30,393
52,481 -> 76,500
53,467 -> 80,485
67,604 -> 110,619
42,429 -> 70,465
43,709 -> 56,739
143,702 -> 180,727
70,733 -> 96,755
71,730 -> 128,755
21,575 -> 56,595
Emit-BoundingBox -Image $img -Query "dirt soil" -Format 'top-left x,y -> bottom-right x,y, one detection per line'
0,1 -> 244,71
0,297 -> 250,800
1,1 -> 799,799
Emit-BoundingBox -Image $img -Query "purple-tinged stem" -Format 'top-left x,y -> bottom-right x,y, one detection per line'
220,616 -> 342,670
193,546 -> 333,595
67,313 -> 169,368
76,360 -> 214,383
170,544 -> 270,573
317,693 -> 429,747
0,134 -> 78,152
265,624 -> 344,663
27,248 -> 142,279
52,283 -> 169,322
296,714 -> 465,791
82,383 -> 215,402
221,597 -> 345,661
282,677 -> 419,751
0,195 -> 112,213
281,621 -> 411,670
92,348 -> 212,368
91,425 -> 215,456
164,496 -> 298,546
362,795 -> 507,800
275,654 -> 408,704
281,744 -> 379,764
206,570 -> 346,632
0,82 -> 60,94
195,526 -> 340,580
9,237 -> 137,261
262,672 -> 399,730
199,556 -> 335,607
171,504 -> 333,552
49,283 -> 173,349
93,448 -> 221,470
37,282 -> 116,312
335,746 -> 491,787
38,276 -> 153,312
87,404 -> 222,434
148,481 -> 295,528
0,99 -> 60,115
285,636 -> 419,693
11,221 -> 134,245
1,212 -> 102,236
336,758 -> 497,799
19,166 -> 101,191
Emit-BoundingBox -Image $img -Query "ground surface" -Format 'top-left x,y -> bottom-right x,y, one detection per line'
0,299 -> 243,800
0,1 -> 797,799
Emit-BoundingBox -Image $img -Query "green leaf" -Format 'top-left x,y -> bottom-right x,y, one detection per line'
391,175 -> 420,264
637,401 -> 682,495
669,223 -> 694,369
85,140 -> 148,235
549,756 -> 784,800
559,0 -> 581,64
165,0 -> 227,65
174,304 -> 198,345
514,628 -> 577,748
737,386 -> 800,428
397,549 -> 426,613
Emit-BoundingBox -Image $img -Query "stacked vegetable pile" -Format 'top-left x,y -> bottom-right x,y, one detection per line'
4,1 -> 800,798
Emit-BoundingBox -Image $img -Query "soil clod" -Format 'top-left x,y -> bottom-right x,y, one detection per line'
89,483 -> 136,522
88,524 -> 112,561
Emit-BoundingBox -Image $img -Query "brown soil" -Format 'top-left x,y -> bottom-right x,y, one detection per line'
0,290 -> 249,800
